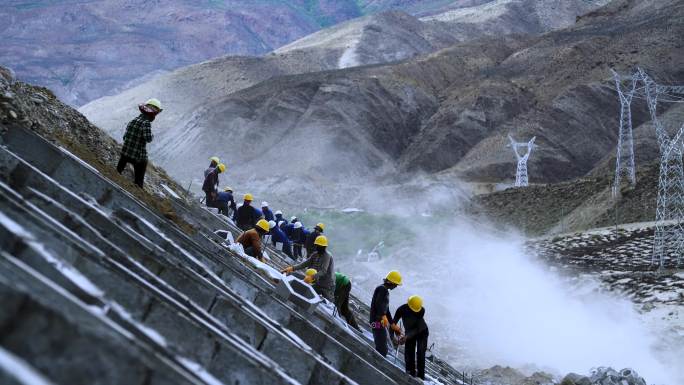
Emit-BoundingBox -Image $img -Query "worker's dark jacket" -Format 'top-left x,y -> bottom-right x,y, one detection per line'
121,114 -> 153,161
304,230 -> 323,254
393,304 -> 429,339
202,169 -> 219,196
369,285 -> 392,328
236,204 -> 260,230
293,251 -> 334,293
275,215 -> 287,228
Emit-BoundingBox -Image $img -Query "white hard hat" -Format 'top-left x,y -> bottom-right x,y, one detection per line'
294,222 -> 302,229
261,201 -> 269,207
268,220 -> 276,229
275,210 -> 282,215
290,216 -> 297,221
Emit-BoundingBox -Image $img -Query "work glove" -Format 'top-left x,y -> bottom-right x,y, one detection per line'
303,275 -> 314,284
390,323 -> 401,334
281,266 -> 293,274
381,315 -> 389,328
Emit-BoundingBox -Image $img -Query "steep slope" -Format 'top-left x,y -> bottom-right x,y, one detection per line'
1,67 -> 469,385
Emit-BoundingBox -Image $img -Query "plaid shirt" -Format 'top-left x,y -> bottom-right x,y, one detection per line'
121,114 -> 153,161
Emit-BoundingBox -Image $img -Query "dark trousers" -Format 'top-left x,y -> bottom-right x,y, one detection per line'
372,328 -> 389,357
280,243 -> 293,259
293,244 -> 303,259
405,332 -> 428,379
116,155 -> 147,188
334,283 -> 359,329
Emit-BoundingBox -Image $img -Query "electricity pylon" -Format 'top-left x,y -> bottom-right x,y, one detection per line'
611,69 -> 638,197
639,68 -> 684,268
508,135 -> 536,187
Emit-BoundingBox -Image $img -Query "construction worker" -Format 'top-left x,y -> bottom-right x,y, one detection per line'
235,219 -> 270,261
305,223 -> 325,255
393,296 -> 429,379
215,187 -> 237,218
261,202 -> 274,221
281,236 -> 334,301
287,221 -> 306,260
205,156 -> 220,178
275,210 -> 288,228
334,272 -> 360,330
268,220 -> 293,259
370,270 -> 402,357
116,98 -> 162,188
202,163 -> 226,207
236,193 -> 260,231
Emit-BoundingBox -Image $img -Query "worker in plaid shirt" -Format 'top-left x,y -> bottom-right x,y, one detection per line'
116,98 -> 162,188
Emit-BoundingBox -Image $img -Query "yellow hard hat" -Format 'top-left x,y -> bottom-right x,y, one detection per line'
223,186 -> 233,192
244,193 -> 253,201
385,270 -> 402,285
209,156 -> 220,164
314,235 -> 328,247
145,98 -> 162,110
256,219 -> 270,232
315,223 -> 325,231
408,295 -> 423,312
305,268 -> 317,276
217,163 -> 226,173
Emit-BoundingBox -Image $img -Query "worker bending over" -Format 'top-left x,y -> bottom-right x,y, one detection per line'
370,270 -> 402,357
268,220 -> 293,259
281,236 -> 334,301
394,296 -> 429,380
261,202 -> 274,221
214,187 -> 237,218
235,219 -> 270,261
334,272 -> 360,330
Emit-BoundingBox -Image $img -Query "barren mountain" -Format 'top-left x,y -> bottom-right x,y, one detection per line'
83,0 -> 683,208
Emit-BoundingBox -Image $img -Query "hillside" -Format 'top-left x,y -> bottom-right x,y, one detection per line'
81,0 -> 684,209
0,0 -> 521,106
1,66 -> 475,385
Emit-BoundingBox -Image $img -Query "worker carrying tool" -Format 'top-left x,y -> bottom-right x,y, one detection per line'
116,98 -> 162,188
393,295 -> 429,379
235,193 -> 261,231
334,272 -> 360,330
205,156 -> 220,178
369,270 -> 402,357
281,235 -> 334,301
304,223 -> 325,255
268,220 -> 293,259
202,163 -> 226,208
235,219 -> 270,261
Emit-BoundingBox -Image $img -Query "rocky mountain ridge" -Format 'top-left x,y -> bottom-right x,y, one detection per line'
81,0 -> 684,210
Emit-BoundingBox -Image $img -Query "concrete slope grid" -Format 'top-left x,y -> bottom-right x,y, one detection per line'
0,125 -> 467,384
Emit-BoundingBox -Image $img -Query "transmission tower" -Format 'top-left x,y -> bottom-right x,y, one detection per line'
611,69 -> 638,197
508,135 -> 536,187
639,68 -> 684,268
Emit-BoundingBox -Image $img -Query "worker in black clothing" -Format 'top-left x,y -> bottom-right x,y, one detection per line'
369,270 -> 402,356
235,193 -> 260,231
304,223 -> 324,256
394,295 -> 429,379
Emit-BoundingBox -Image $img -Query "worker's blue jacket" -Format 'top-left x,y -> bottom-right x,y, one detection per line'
269,225 -> 291,248
262,207 -> 274,221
